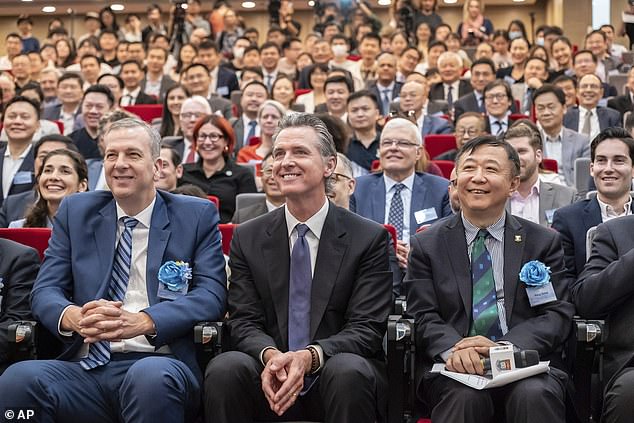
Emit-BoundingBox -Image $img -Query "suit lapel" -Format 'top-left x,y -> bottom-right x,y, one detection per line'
539,181 -> 555,226
0,144 -> 6,197
503,214 -> 525,321
262,209 -> 291,347
582,197 -> 603,229
371,175 -> 387,224
310,205 -> 346,340
146,193 -> 170,304
444,216 -> 472,318
94,198 -> 118,298
410,174 -> 428,231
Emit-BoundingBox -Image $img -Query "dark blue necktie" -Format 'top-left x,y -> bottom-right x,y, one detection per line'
382,89 -> 391,116
447,85 -> 454,108
388,184 -> 405,240
288,224 -> 312,352
81,217 -> 138,370
478,94 -> 485,113
246,120 -> 257,145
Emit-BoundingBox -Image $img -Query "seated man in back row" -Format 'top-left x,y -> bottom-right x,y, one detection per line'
406,136 -> 574,422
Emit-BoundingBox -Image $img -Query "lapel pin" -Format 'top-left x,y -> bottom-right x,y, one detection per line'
514,235 -> 522,243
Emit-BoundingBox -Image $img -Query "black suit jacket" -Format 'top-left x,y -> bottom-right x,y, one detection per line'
215,67 -> 240,100
131,91 -> 159,105
0,239 -> 39,368
483,115 -> 519,134
226,203 -> 392,361
607,94 -> 633,120
454,92 -> 519,122
0,144 -> 35,208
0,190 -> 36,228
367,81 -> 404,116
574,215 -> 634,389
231,199 -> 268,223
429,80 -> 473,103
406,213 -> 574,390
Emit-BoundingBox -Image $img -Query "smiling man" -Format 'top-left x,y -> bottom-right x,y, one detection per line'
70,84 -> 115,160
324,75 -> 352,122
406,135 -> 574,423
204,113 -> 392,423
0,118 -> 227,422
429,51 -> 472,108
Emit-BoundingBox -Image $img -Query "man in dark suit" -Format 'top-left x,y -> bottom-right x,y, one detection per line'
406,136 -> 574,422
366,52 -> 403,116
0,118 -> 227,421
354,117 -> 452,270
70,85 -> 115,161
197,40 -> 239,99
232,81 -> 268,152
119,60 -> 158,106
0,96 -> 38,208
504,121 -> 575,227
429,52 -> 473,109
0,238 -> 39,373
181,63 -> 233,120
572,50 -> 618,98
607,67 -> 634,119
453,58 -> 496,121
552,127 -> 634,278
204,113 -> 392,423
563,73 -> 621,141
232,154 -> 284,223
140,46 -> 176,103
573,214 -> 634,422
399,80 -> 453,136
483,80 -> 517,135
42,72 -> 83,135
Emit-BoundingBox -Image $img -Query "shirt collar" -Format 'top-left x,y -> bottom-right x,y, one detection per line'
462,211 -> 506,245
377,81 -> 395,92
116,195 -> 156,229
123,86 -> 141,98
384,172 -> 415,193
511,178 -> 540,199
285,198 -> 329,240
597,195 -> 632,218
4,143 -> 32,159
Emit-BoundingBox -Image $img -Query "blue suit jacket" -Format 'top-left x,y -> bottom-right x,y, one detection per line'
422,115 -> 453,136
563,106 -> 622,133
215,67 -> 240,99
30,190 -> 227,381
0,144 -> 34,207
352,172 -> 452,237
551,197 -> 603,279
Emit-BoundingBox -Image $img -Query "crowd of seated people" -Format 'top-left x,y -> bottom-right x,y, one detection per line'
0,0 -> 634,421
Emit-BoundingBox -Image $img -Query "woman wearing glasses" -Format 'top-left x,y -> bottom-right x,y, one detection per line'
179,115 -> 257,223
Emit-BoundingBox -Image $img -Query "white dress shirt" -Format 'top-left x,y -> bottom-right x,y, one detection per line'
120,87 -> 142,107
60,106 -> 79,136
383,172 -> 415,243
2,144 -> 32,199
209,66 -> 219,94
598,196 -> 633,222
510,180 -> 541,224
577,106 -> 600,141
241,114 -> 260,148
541,127 -> 564,170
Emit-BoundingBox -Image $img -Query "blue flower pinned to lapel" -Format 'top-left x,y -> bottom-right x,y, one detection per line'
158,261 -> 192,292
519,260 -> 551,287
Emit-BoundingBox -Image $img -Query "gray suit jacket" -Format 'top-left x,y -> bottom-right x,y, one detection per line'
140,74 -> 177,103
506,180 -> 576,227
208,95 -> 233,121
559,127 -> 590,187
231,199 -> 268,224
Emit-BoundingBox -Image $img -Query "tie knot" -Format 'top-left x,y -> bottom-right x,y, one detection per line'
476,229 -> 489,241
295,223 -> 310,238
121,217 -> 139,229
393,183 -> 405,194
248,120 -> 257,128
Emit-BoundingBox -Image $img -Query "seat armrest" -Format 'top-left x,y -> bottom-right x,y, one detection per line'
7,321 -> 38,362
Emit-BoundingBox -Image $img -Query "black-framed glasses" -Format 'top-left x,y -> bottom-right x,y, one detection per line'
198,133 -> 225,142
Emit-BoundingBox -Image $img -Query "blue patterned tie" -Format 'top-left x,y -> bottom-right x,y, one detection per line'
388,184 -> 406,240
468,230 -> 503,341
288,224 -> 311,352
81,217 -> 138,370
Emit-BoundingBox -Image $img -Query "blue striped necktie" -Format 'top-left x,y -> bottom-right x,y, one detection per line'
388,184 -> 406,240
468,229 -> 503,341
80,217 -> 139,370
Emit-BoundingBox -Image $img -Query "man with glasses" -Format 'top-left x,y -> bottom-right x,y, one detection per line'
162,96 -> 212,164
435,112 -> 486,161
232,154 -> 285,223
453,59 -> 497,121
563,73 -> 620,142
354,118 -> 451,269
483,80 -> 516,136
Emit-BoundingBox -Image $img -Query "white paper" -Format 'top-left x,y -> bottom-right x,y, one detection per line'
623,12 -> 634,24
431,361 -> 550,390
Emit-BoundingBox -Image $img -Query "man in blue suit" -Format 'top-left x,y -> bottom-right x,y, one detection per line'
399,80 -> 453,137
354,117 -> 452,269
0,118 -> 227,423
552,127 -> 634,278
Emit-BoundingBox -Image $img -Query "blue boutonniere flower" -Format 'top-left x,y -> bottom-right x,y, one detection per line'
158,261 -> 192,292
519,260 -> 551,287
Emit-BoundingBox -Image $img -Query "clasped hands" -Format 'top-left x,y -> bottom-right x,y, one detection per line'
446,336 -> 497,375
261,349 -> 312,416
62,299 -> 155,344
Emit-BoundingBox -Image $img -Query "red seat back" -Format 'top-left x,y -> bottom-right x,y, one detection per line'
542,158 -> 558,173
207,195 -> 219,209
122,105 -> 164,123
382,224 -> 398,252
431,160 -> 455,179
218,223 -> 236,255
424,135 -> 457,160
0,228 -> 52,260
371,160 -> 381,172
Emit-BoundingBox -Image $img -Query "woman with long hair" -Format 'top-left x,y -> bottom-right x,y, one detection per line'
179,115 -> 257,223
99,6 -> 120,33
159,85 -> 191,137
496,37 -> 530,84
491,29 -> 512,69
10,149 -> 88,228
237,100 -> 287,165
390,31 -> 409,58
551,36 -> 574,76
55,39 -> 76,69
295,63 -> 328,113
271,75 -> 296,110
415,21 -> 433,62
171,43 -> 198,81
457,0 -> 493,46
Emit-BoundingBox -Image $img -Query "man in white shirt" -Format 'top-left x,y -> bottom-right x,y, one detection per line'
260,42 -> 281,93
119,60 -> 158,106
0,33 -> 23,71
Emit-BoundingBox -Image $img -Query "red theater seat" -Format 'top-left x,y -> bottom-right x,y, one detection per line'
122,105 -> 163,123
0,228 -> 52,260
424,135 -> 457,159
218,223 -> 235,255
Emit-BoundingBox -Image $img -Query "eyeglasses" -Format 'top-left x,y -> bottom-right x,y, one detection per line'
484,93 -> 508,102
198,133 -> 224,142
455,127 -> 480,137
331,172 -> 352,182
380,139 -> 419,149
180,112 -> 204,120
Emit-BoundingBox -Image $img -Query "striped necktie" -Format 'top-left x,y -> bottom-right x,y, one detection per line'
388,184 -> 406,240
468,229 -> 503,341
80,217 -> 139,370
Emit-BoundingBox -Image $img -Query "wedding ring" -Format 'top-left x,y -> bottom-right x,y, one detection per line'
292,393 -> 297,397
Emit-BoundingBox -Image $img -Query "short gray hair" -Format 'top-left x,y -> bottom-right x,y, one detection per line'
336,153 -> 354,179
103,118 -> 161,159
438,51 -> 463,68
382,117 -> 422,146
273,113 -> 337,193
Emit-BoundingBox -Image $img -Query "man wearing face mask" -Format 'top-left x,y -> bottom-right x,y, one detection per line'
222,37 -> 252,75
329,34 -> 364,91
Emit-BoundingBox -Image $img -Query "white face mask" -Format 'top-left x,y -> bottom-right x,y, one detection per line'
535,37 -> 545,46
331,44 -> 349,58
233,47 -> 245,59
509,31 -> 523,40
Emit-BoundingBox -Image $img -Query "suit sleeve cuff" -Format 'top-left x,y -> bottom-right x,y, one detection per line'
58,305 -> 75,337
439,347 -> 453,363
308,344 -> 324,373
260,346 -> 279,366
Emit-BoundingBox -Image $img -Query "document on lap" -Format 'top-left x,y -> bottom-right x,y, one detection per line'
430,361 -> 550,390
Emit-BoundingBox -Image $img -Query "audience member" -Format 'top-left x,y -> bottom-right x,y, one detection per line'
120,60 -> 158,106
237,100 -> 286,168
399,81 -> 453,136
367,52 -> 402,117
158,85 -> 190,138
436,112 -> 487,161
483,80 -> 516,135
346,90 -> 382,176
70,84 -> 115,160
156,147 -> 183,193
232,81 -> 269,151
453,58 -> 497,120
322,75 -> 352,122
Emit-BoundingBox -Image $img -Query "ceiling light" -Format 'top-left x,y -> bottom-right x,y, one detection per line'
110,4 -> 125,11
444,0 -> 458,3
21,0 -> 34,2
42,6 -> 56,13
308,0 -> 315,6
513,0 -> 526,2
378,0 -> 391,5
242,1 -> 256,8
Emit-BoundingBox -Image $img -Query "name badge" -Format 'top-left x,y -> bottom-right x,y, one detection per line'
414,207 -> 438,225
545,209 -> 556,226
13,171 -> 32,185
157,280 -> 189,301
526,282 -> 557,307
217,86 -> 229,96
